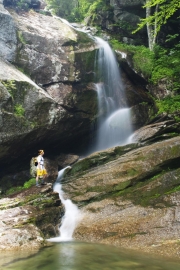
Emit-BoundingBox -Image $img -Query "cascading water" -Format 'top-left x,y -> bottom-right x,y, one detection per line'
90,37 -> 133,153
48,167 -> 81,242
48,35 -> 133,242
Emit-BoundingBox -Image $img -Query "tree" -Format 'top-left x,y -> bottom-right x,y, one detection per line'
134,0 -> 180,50
45,0 -> 79,19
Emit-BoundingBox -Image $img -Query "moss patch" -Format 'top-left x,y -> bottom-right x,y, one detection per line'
65,143 -> 140,178
113,168 -> 180,207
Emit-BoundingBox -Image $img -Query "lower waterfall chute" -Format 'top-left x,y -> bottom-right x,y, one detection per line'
47,167 -> 81,242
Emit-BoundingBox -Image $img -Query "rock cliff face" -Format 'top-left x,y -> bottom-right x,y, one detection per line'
87,0 -> 180,47
0,4 -> 153,182
0,0 -> 17,61
86,0 -> 146,45
0,7 -> 99,179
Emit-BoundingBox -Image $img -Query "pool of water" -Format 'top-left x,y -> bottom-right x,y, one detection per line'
1,241 -> 180,270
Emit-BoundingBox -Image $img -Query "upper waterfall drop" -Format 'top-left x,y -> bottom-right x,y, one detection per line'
90,37 -> 133,153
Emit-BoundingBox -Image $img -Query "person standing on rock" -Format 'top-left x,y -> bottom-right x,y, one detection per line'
36,149 -> 47,187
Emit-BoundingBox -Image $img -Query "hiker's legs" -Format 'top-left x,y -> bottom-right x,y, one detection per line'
36,175 -> 39,186
41,169 -> 47,184
36,168 -> 42,186
41,175 -> 47,184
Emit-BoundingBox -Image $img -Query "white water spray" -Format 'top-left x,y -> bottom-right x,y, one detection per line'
48,36 -> 133,242
90,37 -> 133,152
48,167 -> 81,242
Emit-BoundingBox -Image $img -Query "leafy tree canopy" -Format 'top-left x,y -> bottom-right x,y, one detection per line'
45,0 -> 106,22
135,0 -> 180,36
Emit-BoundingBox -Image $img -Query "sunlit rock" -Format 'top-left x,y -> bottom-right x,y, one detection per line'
61,136 -> 180,258
0,0 -> 17,61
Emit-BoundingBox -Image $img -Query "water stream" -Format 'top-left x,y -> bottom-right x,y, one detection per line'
48,37 -> 134,245
47,36 -> 134,243
89,37 -> 133,153
48,167 -> 81,242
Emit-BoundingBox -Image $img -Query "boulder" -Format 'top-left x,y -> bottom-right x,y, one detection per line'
0,184 -> 63,250
132,120 -> 180,143
11,10 -> 96,85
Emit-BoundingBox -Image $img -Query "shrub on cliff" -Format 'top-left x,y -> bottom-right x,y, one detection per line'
110,38 -> 180,94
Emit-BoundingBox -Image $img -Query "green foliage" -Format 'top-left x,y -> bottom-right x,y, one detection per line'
1,80 -> 16,96
14,104 -> 25,117
45,0 -> 110,22
110,39 -> 154,79
23,178 -> 36,188
45,0 -> 79,20
6,178 -> 36,196
87,0 -> 103,16
17,31 -> 26,45
156,95 -> 180,115
16,0 -> 29,10
133,46 -> 154,78
150,42 -> 180,89
134,0 -> 180,38
165,185 -> 180,194
110,38 -> 180,91
6,186 -> 23,195
112,21 -> 135,32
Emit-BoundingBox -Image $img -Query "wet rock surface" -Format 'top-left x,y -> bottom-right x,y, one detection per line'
132,119 -> 180,143
61,135 -> 180,258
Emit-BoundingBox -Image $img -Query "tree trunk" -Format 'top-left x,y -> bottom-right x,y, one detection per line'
146,0 -> 159,51
146,1 -> 154,50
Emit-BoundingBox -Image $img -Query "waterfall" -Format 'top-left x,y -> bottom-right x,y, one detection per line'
48,167 -> 81,242
90,37 -> 133,153
48,36 -> 133,242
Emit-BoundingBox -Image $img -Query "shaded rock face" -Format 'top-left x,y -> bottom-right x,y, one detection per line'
87,0 -> 147,45
0,8 -> 99,178
0,58 -> 60,173
3,0 -> 41,9
116,52 -> 156,129
60,134 -> 180,258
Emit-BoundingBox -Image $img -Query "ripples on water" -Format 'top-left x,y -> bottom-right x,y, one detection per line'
1,242 -> 180,270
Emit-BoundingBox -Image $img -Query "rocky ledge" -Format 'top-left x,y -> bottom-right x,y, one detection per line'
0,183 -> 62,250
61,130 -> 180,259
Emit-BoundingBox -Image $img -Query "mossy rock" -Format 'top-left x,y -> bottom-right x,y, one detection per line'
65,143 -> 140,178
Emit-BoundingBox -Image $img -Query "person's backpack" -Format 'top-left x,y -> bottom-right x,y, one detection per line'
33,157 -> 38,166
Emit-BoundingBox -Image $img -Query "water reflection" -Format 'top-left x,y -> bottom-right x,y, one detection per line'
1,242 -> 180,270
